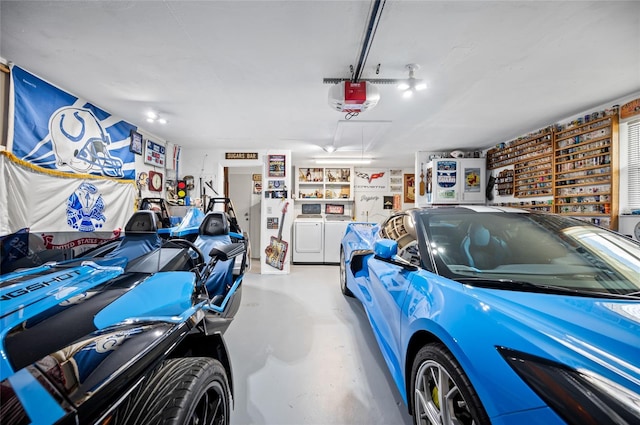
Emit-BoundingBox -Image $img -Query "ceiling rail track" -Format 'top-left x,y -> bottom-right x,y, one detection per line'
352,0 -> 386,82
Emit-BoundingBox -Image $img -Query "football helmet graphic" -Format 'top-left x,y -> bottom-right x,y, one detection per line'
49,107 -> 124,178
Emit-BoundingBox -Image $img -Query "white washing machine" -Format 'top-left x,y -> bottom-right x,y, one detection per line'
292,214 -> 324,263
618,215 -> 640,241
324,215 -> 351,263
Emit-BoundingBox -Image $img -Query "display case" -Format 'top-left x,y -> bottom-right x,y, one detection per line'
296,166 -> 353,201
487,127 -> 553,171
495,169 -> 514,196
488,128 -> 554,198
553,113 -> 618,229
425,158 -> 486,204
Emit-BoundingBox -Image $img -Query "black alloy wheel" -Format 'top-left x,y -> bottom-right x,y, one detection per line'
411,344 -> 489,425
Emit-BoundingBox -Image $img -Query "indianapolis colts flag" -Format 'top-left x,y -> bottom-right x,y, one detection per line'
10,65 -> 136,180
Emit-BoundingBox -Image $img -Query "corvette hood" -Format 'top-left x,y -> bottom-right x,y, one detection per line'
469,287 -> 640,384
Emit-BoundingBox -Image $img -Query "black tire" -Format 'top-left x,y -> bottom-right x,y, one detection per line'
340,249 -> 354,297
113,357 -> 230,425
410,343 -> 489,425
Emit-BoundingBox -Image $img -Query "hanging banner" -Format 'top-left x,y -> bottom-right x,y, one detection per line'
354,169 -> 388,191
1,152 -> 135,249
10,65 -> 136,179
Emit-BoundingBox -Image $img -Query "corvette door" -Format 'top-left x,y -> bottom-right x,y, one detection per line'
366,257 -> 413,384
364,213 -> 419,384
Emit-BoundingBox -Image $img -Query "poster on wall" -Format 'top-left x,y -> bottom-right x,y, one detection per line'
268,155 -> 286,177
390,173 -> 402,193
10,65 -> 136,179
383,196 -> 394,209
436,161 -> 457,188
144,139 -> 166,167
404,173 -> 415,203
253,173 -> 263,194
129,130 -> 143,155
355,169 -> 388,191
464,168 -> 481,192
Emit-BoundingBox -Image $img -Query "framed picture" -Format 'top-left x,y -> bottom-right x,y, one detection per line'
144,139 -> 166,167
129,130 -> 143,155
267,180 -> 285,190
404,173 -> 415,203
268,154 -> 286,177
383,196 -> 394,209
325,204 -> 344,215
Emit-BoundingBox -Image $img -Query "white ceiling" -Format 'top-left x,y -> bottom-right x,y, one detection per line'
2,0 -> 639,168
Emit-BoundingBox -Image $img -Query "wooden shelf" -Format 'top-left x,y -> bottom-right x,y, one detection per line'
495,169 -> 514,196
488,128 -> 554,198
296,166 -> 354,201
553,112 -> 618,230
488,107 -> 619,230
487,128 -> 553,170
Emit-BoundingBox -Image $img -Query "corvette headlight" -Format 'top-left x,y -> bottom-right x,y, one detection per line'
498,347 -> 640,425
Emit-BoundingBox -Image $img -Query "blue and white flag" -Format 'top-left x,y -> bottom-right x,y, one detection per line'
10,65 -> 136,179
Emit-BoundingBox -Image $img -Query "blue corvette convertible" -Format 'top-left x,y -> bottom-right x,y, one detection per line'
340,206 -> 640,425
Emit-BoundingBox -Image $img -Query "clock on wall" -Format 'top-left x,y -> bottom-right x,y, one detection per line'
149,171 -> 163,192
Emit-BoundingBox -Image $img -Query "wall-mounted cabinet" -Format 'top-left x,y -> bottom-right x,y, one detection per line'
553,114 -> 618,229
295,167 -> 353,201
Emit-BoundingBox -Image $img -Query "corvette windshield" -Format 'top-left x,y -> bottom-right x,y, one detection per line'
420,212 -> 640,296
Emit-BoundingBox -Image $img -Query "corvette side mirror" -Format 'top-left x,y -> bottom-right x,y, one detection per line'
374,239 -> 397,259
374,239 -> 417,271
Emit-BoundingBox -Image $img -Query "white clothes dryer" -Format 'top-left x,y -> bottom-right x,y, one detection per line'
292,214 -> 324,263
324,215 -> 351,263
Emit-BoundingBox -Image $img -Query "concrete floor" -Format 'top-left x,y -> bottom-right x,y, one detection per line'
225,263 -> 413,425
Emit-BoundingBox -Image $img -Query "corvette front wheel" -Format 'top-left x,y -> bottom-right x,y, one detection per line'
340,249 -> 354,297
411,344 -> 489,425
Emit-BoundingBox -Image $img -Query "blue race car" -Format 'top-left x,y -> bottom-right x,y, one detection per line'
1,209 -> 248,425
340,206 -> 640,425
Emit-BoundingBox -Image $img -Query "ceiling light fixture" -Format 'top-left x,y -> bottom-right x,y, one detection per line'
323,63 -> 429,103
397,63 -> 427,99
316,128 -> 373,165
315,158 -> 372,165
146,111 -> 168,124
323,145 -> 336,153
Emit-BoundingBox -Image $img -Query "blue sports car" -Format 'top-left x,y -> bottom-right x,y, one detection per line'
340,206 -> 640,425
